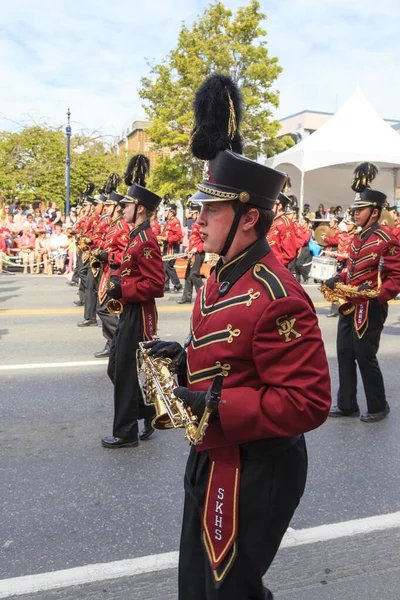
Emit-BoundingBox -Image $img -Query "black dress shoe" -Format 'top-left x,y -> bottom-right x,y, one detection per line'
170,285 -> 183,294
326,312 -> 339,318
329,405 -> 360,417
73,300 -> 84,306
77,319 -> 97,327
360,404 -> 390,423
101,436 -> 139,448
263,587 -> 274,600
139,418 -> 155,441
176,298 -> 192,304
94,348 -> 110,358
67,280 -> 79,287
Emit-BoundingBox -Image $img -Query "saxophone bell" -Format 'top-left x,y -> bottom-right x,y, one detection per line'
136,342 -> 221,445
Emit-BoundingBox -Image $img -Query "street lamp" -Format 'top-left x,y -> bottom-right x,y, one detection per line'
65,108 -> 71,215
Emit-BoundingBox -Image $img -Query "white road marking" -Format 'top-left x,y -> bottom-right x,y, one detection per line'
0,511 -> 399,598
0,360 -> 108,371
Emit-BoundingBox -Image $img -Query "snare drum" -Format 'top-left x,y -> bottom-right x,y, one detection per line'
310,256 -> 337,281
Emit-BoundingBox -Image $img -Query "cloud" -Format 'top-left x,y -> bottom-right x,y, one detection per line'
0,0 -> 399,140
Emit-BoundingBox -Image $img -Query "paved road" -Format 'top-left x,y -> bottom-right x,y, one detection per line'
1,274 -> 400,598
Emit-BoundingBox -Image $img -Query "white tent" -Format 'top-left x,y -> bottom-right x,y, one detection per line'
266,89 -> 400,212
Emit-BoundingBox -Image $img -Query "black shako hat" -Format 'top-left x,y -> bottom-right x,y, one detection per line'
191,150 -> 286,210
351,188 -> 387,210
121,183 -> 162,212
166,203 -> 177,213
105,190 -> 125,205
278,192 -> 291,210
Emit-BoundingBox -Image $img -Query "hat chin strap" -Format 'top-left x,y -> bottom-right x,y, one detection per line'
219,203 -> 246,257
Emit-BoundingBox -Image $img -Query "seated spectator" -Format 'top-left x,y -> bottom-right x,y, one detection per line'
0,234 -> 6,274
18,227 -> 36,274
42,213 -> 53,234
0,204 -> 11,225
65,207 -> 77,228
35,229 -> 52,274
33,207 -> 43,225
48,201 -> 62,224
49,222 -> 69,274
24,213 -> 36,233
14,206 -> 26,232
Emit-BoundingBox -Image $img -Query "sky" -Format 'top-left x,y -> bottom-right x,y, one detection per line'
1,0 -> 400,140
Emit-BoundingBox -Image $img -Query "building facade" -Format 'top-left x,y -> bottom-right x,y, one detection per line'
117,120 -> 171,167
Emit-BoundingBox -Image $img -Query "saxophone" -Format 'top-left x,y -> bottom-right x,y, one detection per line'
320,257 -> 383,315
136,342 -> 223,445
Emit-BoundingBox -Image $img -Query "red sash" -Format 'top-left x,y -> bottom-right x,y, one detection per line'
98,269 -> 109,305
354,301 -> 369,339
202,446 -> 240,585
141,300 -> 158,340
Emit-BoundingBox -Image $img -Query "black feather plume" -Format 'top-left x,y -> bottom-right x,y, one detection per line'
124,154 -> 150,187
100,173 -> 121,195
84,182 -> 95,196
351,162 -> 378,192
191,73 -> 243,160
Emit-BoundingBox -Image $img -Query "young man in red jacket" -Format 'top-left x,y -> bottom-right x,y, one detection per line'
146,150 -> 331,599
177,202 -> 205,304
102,180 -> 165,448
326,188 -> 400,422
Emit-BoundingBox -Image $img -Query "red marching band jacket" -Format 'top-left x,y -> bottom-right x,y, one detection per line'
186,245 -> 331,580
267,214 -> 297,266
112,222 -> 165,339
151,219 -> 161,236
80,212 -> 100,263
188,221 -> 204,254
162,215 -> 183,253
337,224 -> 400,336
91,214 -> 112,249
98,215 -> 131,305
392,221 -> 400,241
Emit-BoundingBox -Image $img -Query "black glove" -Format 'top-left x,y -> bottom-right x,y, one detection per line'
107,282 -> 122,300
324,275 -> 341,290
173,388 -> 208,421
110,275 -> 120,286
98,250 -> 108,262
173,376 -> 223,422
357,283 -> 372,292
144,340 -> 183,360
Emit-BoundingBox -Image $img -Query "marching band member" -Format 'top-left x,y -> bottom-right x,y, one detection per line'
176,202 -> 205,304
326,163 -> 400,422
161,203 -> 183,293
102,155 -> 165,448
95,191 -> 131,358
326,215 -> 357,318
267,192 -> 297,266
77,190 -> 105,327
146,74 -> 331,600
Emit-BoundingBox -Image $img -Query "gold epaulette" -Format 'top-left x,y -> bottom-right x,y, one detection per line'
252,263 -> 288,301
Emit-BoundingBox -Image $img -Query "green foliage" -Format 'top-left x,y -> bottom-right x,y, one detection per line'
140,0 -> 293,199
0,125 -> 126,209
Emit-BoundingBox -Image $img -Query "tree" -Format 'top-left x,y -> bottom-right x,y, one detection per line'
140,0 -> 293,200
0,125 -> 127,209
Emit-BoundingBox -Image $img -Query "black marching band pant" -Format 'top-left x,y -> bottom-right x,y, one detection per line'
181,252 -> 205,301
164,242 -> 181,289
337,299 -> 388,414
107,303 -> 155,440
179,436 -> 307,600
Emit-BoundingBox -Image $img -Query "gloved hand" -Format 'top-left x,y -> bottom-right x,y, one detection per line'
98,250 -> 108,262
357,283 -> 372,292
173,387 -> 209,421
324,275 -> 341,290
107,282 -> 122,300
110,275 -> 120,287
144,340 -> 183,360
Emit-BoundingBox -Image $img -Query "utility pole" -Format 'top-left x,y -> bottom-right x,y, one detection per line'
65,108 -> 71,215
